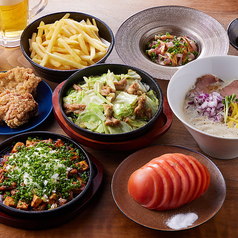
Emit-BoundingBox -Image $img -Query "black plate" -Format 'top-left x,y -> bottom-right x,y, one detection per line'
0,131 -> 93,219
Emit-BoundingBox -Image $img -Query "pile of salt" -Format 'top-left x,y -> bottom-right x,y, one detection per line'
166,212 -> 198,230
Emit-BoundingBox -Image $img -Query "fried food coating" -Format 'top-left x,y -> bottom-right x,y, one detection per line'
0,67 -> 41,96
0,90 -> 38,128
0,67 -> 41,128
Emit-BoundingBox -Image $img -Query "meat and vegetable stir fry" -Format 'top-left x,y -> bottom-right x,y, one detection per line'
0,138 -> 89,211
63,69 -> 159,134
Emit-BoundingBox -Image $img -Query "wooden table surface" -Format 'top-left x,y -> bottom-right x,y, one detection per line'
0,0 -> 238,237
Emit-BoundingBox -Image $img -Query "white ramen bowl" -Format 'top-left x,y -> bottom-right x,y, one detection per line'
167,55 -> 238,159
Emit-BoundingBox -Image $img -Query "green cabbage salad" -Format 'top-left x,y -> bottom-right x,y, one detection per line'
63,69 -> 159,134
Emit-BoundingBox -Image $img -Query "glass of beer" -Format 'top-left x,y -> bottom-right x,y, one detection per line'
0,0 -> 48,47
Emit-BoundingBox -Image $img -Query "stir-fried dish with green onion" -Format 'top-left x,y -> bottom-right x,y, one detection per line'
146,32 -> 198,66
0,138 -> 89,211
63,69 -> 159,134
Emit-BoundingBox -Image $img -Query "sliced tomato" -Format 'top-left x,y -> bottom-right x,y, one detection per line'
128,153 -> 210,212
148,157 -> 182,210
157,154 -> 190,209
202,164 -> 210,192
128,168 -> 155,206
140,166 -> 164,209
146,162 -> 173,211
186,155 -> 206,199
172,153 -> 197,205
181,154 -> 203,203
186,155 -> 209,199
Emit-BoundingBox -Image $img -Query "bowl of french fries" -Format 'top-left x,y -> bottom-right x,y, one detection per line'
20,12 -> 114,83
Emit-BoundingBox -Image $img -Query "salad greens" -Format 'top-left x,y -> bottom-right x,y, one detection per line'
63,69 -> 159,134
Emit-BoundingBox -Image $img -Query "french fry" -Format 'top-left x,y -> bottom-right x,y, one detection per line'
77,33 -> 89,55
32,42 -> 45,58
29,32 -> 37,52
37,21 -> 45,38
29,13 -> 109,71
40,20 -> 63,67
80,30 -> 107,52
90,45 -> 96,60
57,37 -> 82,63
46,52 -> 86,69
32,41 -> 62,68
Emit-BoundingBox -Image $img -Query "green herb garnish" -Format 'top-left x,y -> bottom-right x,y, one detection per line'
222,94 -> 238,123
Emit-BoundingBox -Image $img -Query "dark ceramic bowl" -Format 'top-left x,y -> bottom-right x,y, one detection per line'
58,63 -> 164,142
227,18 -> 238,50
0,131 -> 93,219
20,12 -> 114,83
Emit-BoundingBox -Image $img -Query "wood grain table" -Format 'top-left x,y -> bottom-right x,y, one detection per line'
0,0 -> 238,237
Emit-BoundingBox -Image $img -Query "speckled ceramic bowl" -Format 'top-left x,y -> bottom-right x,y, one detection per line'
116,6 -> 229,80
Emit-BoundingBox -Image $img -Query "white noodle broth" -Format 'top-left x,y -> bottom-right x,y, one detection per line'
183,78 -> 238,138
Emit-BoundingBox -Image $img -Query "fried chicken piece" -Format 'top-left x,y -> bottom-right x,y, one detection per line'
127,82 -> 142,95
103,104 -> 113,117
73,84 -> 83,92
134,95 -> 152,119
100,85 -> 116,96
0,90 -> 38,128
104,104 -> 120,127
114,77 -> 127,90
0,67 -> 41,96
63,103 -> 86,114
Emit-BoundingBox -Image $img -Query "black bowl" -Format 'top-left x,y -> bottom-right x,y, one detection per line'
20,11 -> 114,83
0,131 -> 93,219
227,18 -> 238,50
59,63 -> 164,142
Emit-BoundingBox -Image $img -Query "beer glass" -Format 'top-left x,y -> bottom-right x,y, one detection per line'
0,0 -> 48,47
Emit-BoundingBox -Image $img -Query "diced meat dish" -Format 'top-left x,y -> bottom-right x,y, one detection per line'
146,33 -> 198,66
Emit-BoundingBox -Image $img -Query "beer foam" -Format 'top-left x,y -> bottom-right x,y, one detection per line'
0,0 -> 24,6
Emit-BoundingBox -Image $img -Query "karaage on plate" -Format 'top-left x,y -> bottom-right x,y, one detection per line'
0,67 -> 41,128
0,67 -> 41,95
0,90 -> 38,128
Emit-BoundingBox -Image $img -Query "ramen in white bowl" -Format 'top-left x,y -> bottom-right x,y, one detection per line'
184,74 -> 238,138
